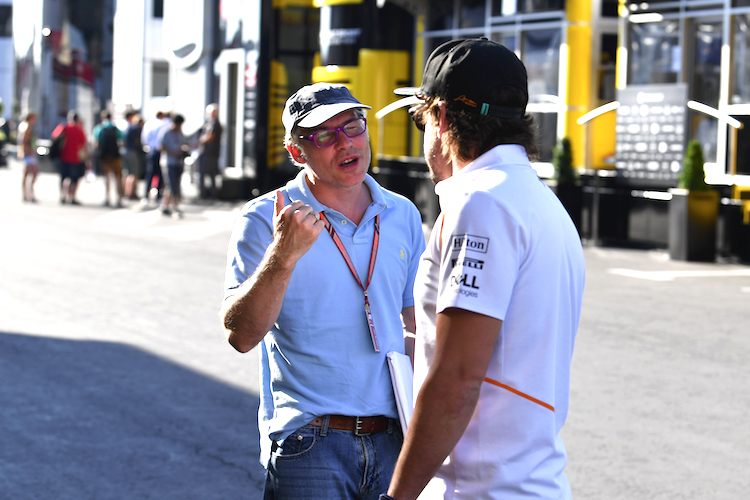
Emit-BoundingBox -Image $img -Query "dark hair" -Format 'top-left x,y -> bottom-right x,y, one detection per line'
172,114 -> 185,125
418,86 -> 538,162
101,110 -> 112,121
67,110 -> 79,122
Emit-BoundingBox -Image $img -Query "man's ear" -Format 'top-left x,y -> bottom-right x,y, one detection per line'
286,143 -> 307,165
436,101 -> 449,138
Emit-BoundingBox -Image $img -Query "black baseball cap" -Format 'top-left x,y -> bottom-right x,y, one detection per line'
395,38 -> 528,119
282,83 -> 372,135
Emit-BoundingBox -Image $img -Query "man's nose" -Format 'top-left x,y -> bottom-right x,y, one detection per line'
334,130 -> 355,149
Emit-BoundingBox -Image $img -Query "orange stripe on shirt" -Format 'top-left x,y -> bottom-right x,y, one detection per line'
439,213 -> 446,251
483,377 -> 555,412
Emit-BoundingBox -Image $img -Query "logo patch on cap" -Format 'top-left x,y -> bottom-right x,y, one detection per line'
454,95 -> 477,108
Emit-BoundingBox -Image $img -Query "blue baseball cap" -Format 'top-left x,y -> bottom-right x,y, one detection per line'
282,83 -> 372,135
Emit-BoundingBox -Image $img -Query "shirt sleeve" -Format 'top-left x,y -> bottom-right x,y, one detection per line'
156,127 -> 167,148
403,203 -> 426,309
223,199 -> 275,298
436,190 -> 521,321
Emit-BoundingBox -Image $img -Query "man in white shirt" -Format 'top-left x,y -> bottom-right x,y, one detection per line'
381,38 -> 586,500
140,110 -> 170,203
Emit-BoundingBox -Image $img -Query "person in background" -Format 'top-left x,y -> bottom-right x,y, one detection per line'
122,112 -> 145,200
92,111 -> 125,207
220,82 -> 425,500
382,38 -> 586,500
141,110 -> 169,205
157,114 -> 188,218
17,112 -> 39,202
198,103 -> 223,201
52,110 -> 90,205
0,97 -> 8,167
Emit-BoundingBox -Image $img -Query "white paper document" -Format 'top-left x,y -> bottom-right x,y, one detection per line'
386,351 -> 414,435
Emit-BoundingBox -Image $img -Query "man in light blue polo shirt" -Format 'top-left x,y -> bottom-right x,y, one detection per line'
221,82 -> 425,500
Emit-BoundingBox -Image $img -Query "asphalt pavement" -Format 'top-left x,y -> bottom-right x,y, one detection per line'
1,158 -> 749,499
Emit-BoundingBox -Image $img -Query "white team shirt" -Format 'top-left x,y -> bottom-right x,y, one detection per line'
414,145 -> 586,499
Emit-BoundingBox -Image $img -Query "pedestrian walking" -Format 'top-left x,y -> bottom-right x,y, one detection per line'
122,112 -> 145,200
51,110 -> 90,205
157,114 -> 188,218
140,111 -> 168,204
198,103 -> 222,200
17,112 -> 38,202
382,38 -> 586,500
92,111 -> 125,207
220,82 -> 425,500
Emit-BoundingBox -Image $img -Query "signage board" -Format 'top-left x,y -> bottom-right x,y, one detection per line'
615,83 -> 688,185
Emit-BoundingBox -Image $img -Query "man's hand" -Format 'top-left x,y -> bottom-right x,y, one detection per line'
272,190 -> 324,263
386,309 -> 502,500
221,191 -> 324,353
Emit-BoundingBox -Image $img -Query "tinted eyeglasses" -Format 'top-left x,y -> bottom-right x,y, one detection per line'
299,118 -> 367,148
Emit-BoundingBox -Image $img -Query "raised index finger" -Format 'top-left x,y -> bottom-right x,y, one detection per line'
274,190 -> 287,217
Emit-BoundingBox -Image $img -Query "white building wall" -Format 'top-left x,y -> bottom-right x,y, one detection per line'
112,0 -> 169,119
113,0 -> 213,133
112,0 -> 146,114
163,0 -> 212,136
0,38 -> 13,119
0,0 -> 13,119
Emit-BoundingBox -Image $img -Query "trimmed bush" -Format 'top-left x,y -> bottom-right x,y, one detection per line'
553,137 -> 576,185
679,140 -> 710,191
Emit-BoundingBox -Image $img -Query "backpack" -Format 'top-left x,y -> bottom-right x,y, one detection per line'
98,125 -> 120,159
49,130 -> 65,159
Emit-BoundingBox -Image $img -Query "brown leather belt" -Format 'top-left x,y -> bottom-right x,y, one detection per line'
309,415 -> 394,436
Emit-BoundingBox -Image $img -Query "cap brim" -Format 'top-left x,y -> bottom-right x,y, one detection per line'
393,86 -> 422,97
296,102 -> 372,129
375,96 -> 424,120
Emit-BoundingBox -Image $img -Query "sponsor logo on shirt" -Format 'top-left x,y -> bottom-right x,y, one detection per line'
450,234 -> 489,254
451,256 -> 484,270
450,273 -> 480,289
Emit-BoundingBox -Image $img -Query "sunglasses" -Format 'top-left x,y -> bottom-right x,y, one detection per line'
299,118 -> 368,148
409,108 -> 426,133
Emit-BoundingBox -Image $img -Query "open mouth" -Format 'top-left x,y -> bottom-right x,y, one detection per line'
339,157 -> 358,168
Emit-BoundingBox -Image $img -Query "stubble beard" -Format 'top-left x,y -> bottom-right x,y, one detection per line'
425,135 -> 451,185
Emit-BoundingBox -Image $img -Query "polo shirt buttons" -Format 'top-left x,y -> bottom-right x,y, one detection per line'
341,220 -> 347,225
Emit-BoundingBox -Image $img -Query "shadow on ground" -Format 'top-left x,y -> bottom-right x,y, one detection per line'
0,332 -> 265,499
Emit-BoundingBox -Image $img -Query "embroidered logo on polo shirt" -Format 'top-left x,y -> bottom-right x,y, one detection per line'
450,234 -> 489,254
450,273 -> 480,289
451,256 -> 484,270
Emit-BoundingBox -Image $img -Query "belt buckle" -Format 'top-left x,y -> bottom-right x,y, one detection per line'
354,416 -> 370,436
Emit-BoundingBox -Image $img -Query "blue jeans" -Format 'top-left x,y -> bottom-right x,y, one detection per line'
143,151 -> 163,199
165,164 -> 184,198
264,419 -> 402,500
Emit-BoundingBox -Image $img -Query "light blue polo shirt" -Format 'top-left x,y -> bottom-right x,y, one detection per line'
224,170 -> 425,466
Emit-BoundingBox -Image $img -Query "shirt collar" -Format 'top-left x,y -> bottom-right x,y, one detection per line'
435,144 -> 528,197
285,170 -> 390,216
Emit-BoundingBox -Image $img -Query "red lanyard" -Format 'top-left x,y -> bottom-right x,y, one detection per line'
319,212 -> 381,352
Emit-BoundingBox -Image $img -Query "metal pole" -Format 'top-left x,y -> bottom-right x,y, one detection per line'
729,124 -> 739,177
592,168 -> 601,246
577,102 -> 620,245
